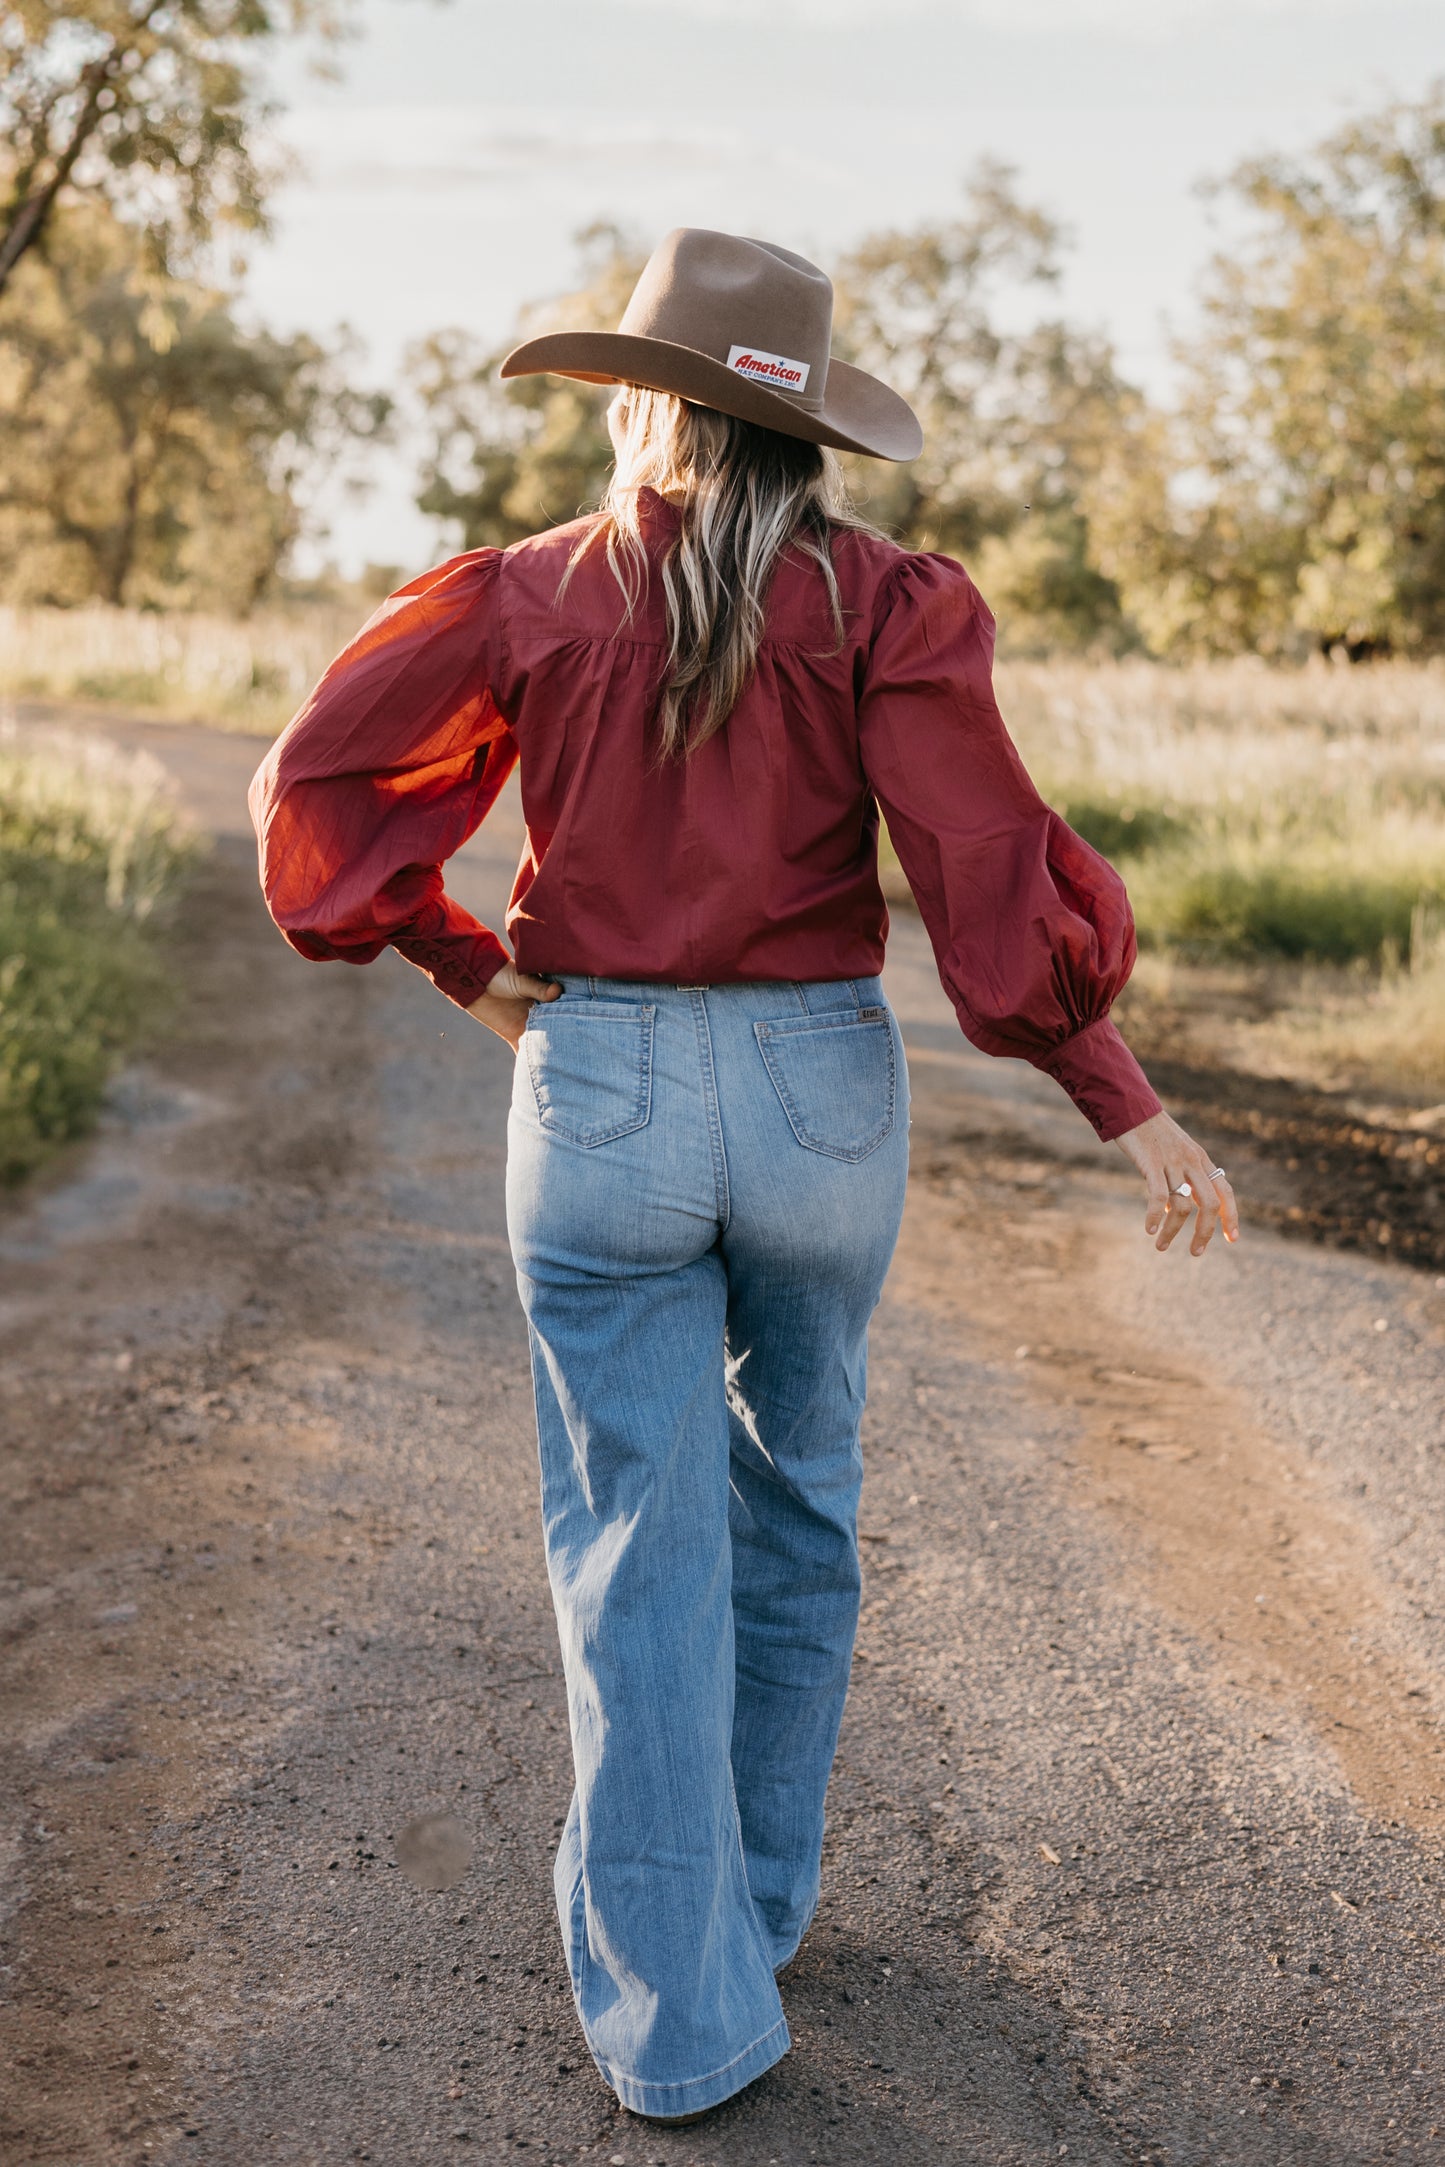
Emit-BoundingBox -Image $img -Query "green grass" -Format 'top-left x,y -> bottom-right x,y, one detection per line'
1060,797 -> 1193,864
0,725 -> 197,1185
1128,861 -> 1438,963
1054,800 -> 1441,965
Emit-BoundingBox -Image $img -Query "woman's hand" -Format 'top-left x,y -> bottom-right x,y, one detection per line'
463,963 -> 560,1050
1114,1109 -> 1240,1256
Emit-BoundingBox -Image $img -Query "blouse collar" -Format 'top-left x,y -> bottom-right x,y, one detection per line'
634,484 -> 682,526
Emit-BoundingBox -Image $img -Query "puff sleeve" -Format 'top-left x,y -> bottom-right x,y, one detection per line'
858,552 -> 1161,1142
248,550 -> 518,1009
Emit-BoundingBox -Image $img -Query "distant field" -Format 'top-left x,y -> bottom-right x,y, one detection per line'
0,602 -> 356,736
6,605 -> 1444,1103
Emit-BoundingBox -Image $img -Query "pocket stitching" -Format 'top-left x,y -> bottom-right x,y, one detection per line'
523,1006 -> 655,1148
754,1014 -> 896,1162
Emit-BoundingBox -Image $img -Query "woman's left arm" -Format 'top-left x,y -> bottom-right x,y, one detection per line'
248,549 -> 520,1011
857,551 -> 1238,1257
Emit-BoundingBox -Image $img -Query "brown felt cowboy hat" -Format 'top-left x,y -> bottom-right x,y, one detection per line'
499,226 -> 923,463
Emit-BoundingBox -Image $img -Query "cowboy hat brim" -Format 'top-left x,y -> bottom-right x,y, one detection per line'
498,331 -> 923,463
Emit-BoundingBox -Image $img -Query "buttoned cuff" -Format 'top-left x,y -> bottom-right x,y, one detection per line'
1036,1016 -> 1162,1142
391,926 -> 511,1008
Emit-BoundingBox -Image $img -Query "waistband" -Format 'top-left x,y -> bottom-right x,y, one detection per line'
550,974 -> 887,1017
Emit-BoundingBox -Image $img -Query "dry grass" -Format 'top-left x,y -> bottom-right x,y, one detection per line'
942,657 -> 1445,1098
1235,934 -> 1445,1100
0,602 -> 355,735
997,659 -> 1445,955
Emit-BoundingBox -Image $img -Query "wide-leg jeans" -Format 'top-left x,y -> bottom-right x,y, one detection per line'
505,975 -> 909,2117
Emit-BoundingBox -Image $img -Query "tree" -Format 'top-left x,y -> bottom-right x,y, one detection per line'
406,224 -> 646,551
0,0 -> 350,301
831,158 -> 1062,557
0,197 -> 390,608
1098,89 -> 1445,658
831,161 -> 1141,651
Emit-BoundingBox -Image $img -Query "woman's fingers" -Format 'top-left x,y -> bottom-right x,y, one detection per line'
1116,1115 -> 1188,1243
484,964 -> 558,1005
1211,1168 -> 1241,1244
462,966 -> 561,1049
1155,1156 -> 1226,1257
1143,1159 -> 1171,1238
1115,1111 -> 1241,1257
1186,1159 -> 1222,1256
1155,1177 -> 1194,1251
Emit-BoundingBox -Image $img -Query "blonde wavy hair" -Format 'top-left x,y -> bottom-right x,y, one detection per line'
562,386 -> 881,759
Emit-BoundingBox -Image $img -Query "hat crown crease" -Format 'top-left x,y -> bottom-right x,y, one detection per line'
618,227 -> 832,409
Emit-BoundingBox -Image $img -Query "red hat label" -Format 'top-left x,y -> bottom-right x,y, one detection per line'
726,344 -> 811,393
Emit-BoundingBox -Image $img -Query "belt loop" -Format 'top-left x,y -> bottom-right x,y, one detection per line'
586,974 -> 598,999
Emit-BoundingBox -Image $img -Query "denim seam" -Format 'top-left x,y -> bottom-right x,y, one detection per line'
690,991 -> 731,1227
599,2014 -> 791,2100
726,1765 -> 787,1987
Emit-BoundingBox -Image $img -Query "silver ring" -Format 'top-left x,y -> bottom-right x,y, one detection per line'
1171,1181 -> 1194,1201
1208,1165 -> 1227,1182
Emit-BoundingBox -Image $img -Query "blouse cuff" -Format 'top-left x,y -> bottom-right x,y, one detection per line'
1035,1017 -> 1162,1143
391,925 -> 511,1008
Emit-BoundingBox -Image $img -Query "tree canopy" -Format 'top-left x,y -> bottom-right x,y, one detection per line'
0,0 -> 388,611
1095,90 -> 1445,659
0,0 -> 350,299
405,224 -> 646,553
0,196 -> 389,609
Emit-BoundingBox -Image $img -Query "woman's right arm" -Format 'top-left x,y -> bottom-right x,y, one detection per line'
857,550 -> 1237,1255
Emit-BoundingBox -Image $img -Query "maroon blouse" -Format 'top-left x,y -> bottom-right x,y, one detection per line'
248,490 -> 1161,1141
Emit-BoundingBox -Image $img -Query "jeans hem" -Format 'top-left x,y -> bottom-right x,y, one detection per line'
605,2014 -> 790,2117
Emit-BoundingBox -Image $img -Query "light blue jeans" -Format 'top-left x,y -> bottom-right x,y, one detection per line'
505,976 -> 909,2117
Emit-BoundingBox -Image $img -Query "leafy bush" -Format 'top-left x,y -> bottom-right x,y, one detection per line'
0,725 -> 195,1184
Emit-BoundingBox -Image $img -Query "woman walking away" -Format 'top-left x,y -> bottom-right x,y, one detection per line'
249,228 -> 1239,2125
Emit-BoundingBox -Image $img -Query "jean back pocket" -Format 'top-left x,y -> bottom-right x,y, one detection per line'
754,1006 -> 896,1161
523,1002 -> 655,1147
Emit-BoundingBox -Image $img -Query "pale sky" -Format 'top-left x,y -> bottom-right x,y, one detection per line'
251,0 -> 1443,573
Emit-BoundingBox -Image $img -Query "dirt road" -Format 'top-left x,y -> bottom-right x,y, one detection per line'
3,717 -> 1445,2167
